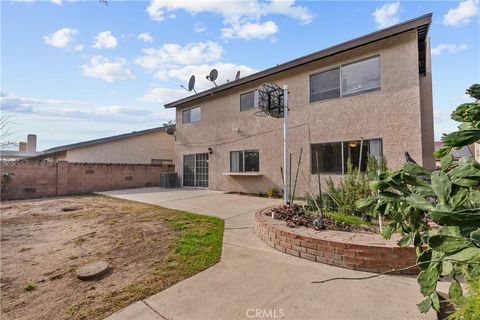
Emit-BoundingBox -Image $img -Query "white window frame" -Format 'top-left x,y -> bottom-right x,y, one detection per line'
182,107 -> 201,124
240,90 -> 257,112
309,55 -> 381,104
230,149 -> 260,172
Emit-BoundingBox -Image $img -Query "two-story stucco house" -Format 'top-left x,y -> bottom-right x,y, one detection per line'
165,14 -> 435,196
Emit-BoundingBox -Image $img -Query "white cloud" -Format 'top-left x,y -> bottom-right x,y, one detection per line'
194,23 -> 206,33
43,28 -> 79,49
431,43 -> 468,55
135,41 -> 223,69
154,63 -> 257,91
146,0 -> 313,40
93,31 -> 118,49
138,32 -> 154,43
1,92 -> 169,123
147,0 -> 312,23
139,87 -> 188,105
51,0 -> 62,5
81,56 -> 135,82
373,2 -> 400,29
222,21 -> 278,39
443,0 -> 479,26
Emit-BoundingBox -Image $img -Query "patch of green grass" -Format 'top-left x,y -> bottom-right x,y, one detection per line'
324,211 -> 372,227
24,282 -> 36,292
68,200 -> 224,320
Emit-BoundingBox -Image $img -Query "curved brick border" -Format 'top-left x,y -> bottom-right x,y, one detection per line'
255,210 -> 418,275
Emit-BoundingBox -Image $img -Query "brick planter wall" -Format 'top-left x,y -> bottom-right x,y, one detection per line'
255,210 -> 418,275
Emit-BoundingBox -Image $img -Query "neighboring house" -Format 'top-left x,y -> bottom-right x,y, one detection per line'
165,14 -> 435,196
29,126 -> 175,165
434,141 -> 474,168
1,134 -> 39,160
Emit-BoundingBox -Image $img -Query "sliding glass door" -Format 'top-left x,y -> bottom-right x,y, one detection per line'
183,153 -> 209,188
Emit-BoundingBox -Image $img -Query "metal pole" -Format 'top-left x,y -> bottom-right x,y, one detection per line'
283,85 -> 289,205
357,137 -> 364,179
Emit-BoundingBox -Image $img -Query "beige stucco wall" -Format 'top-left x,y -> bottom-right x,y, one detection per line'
63,131 -> 174,164
475,143 -> 480,163
174,30 -> 434,196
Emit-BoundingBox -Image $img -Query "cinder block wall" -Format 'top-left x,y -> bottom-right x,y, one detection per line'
1,161 -> 175,200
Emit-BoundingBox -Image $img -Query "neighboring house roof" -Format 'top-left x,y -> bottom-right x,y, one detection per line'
165,13 -> 432,109
31,125 -> 174,158
434,141 -> 474,159
0,150 -> 38,159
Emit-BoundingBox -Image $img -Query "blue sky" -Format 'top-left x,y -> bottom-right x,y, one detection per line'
1,0 -> 479,150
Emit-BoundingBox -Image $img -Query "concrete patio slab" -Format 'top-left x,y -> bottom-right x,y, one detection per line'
100,187 -> 435,320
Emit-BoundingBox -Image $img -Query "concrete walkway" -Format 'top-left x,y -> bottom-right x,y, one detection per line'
100,188 -> 435,320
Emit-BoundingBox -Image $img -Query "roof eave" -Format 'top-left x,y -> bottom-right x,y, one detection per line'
165,13 -> 432,109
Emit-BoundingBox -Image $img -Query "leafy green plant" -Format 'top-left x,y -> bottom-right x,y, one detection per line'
267,186 -> 281,198
323,211 -> 373,228
357,84 -> 480,315
324,162 -> 371,217
448,275 -> 480,320
24,282 -> 36,292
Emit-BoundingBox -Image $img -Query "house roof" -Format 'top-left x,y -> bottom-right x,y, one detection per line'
31,125 -> 174,157
434,141 -> 474,159
165,13 -> 432,109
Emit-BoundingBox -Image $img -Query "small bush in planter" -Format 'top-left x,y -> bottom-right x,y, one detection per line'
266,186 -> 281,198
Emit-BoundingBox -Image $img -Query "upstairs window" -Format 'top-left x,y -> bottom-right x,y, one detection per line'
230,150 -> 259,172
310,68 -> 340,102
341,56 -> 381,96
182,107 -> 201,124
240,91 -> 256,111
309,56 -> 380,103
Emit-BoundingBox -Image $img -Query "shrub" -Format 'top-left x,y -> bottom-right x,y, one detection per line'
357,84 -> 480,315
266,186 -> 281,198
323,162 -> 372,217
24,283 -> 36,292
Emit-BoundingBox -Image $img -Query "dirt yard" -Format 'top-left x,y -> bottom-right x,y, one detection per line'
0,195 -> 223,320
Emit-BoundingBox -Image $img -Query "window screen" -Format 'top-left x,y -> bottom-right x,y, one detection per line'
310,68 -> 340,102
244,150 -> 259,172
240,91 -> 255,111
230,151 -> 243,172
311,139 -> 383,174
311,142 -> 343,174
341,56 -> 380,96
230,150 -> 259,172
182,107 -> 201,123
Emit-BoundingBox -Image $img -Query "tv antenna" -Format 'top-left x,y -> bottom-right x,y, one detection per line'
235,71 -> 241,80
206,69 -> 218,87
255,82 -> 289,206
180,75 -> 197,94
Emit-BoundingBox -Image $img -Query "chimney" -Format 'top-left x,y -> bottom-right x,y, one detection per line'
19,142 -> 27,152
27,134 -> 37,153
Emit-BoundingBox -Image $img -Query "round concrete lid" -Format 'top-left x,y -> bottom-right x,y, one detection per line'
76,260 -> 109,280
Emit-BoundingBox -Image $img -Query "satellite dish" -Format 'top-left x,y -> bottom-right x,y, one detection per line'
188,75 -> 196,92
181,75 -> 197,94
256,83 -> 284,118
206,69 -> 218,87
235,71 -> 240,80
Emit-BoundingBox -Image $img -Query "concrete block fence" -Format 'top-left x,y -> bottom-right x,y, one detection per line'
255,210 -> 418,275
1,161 -> 174,200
